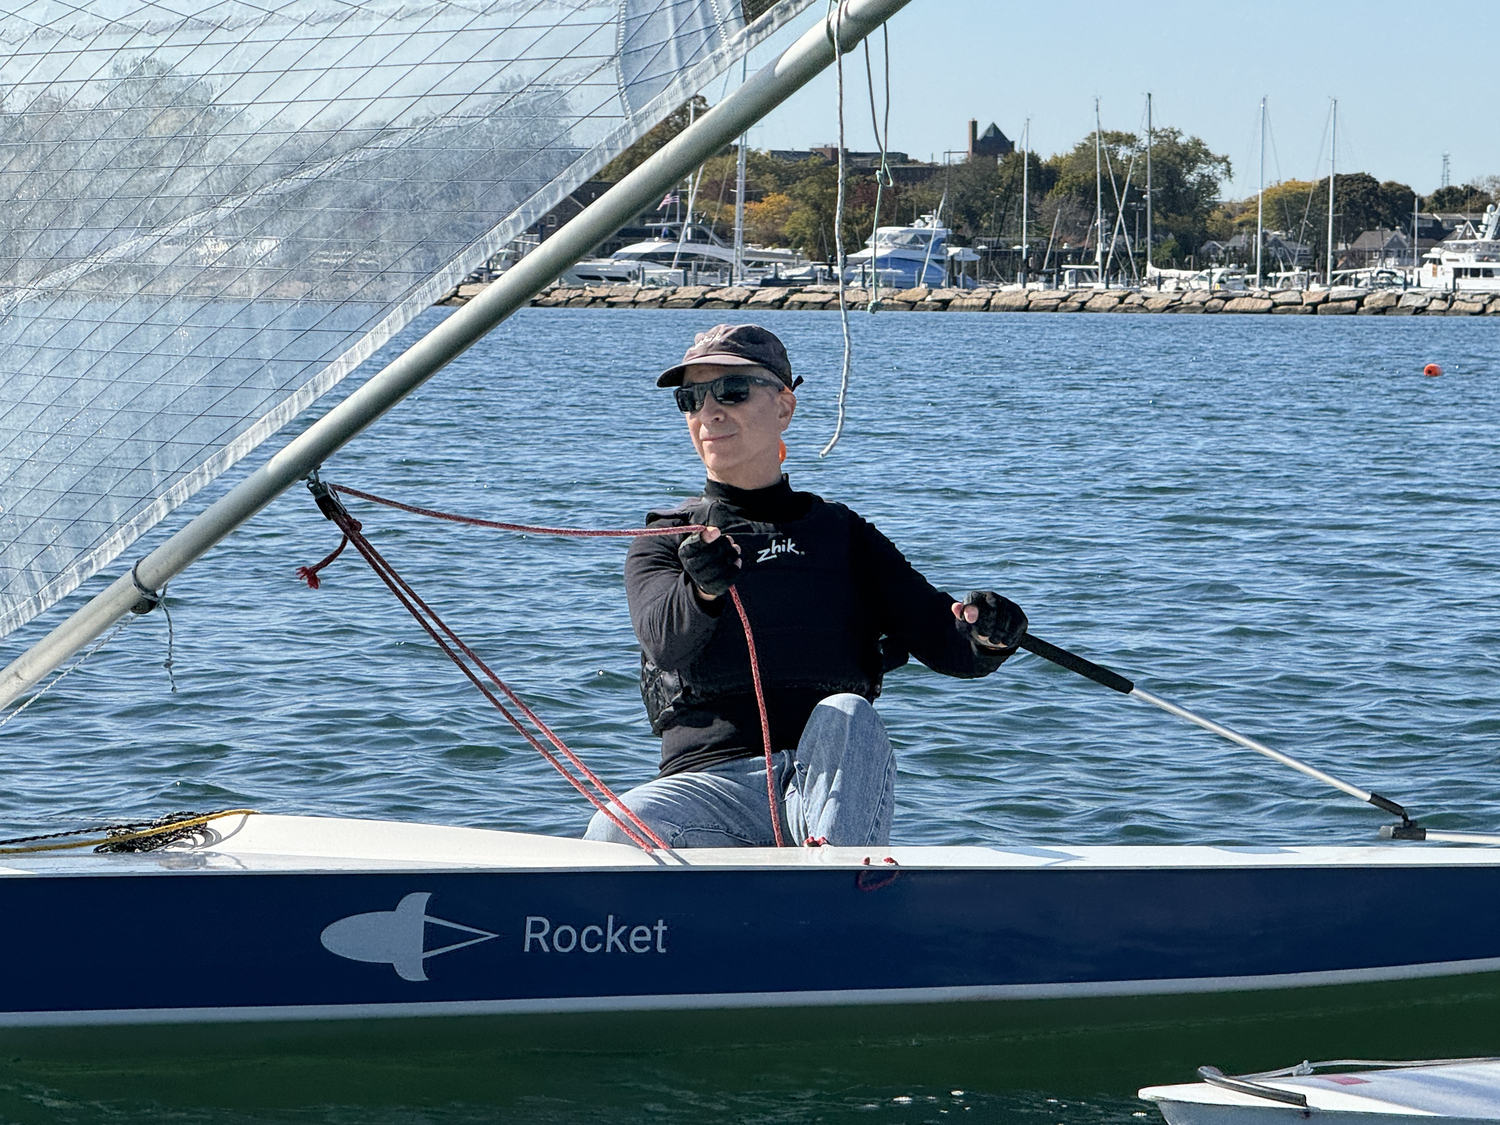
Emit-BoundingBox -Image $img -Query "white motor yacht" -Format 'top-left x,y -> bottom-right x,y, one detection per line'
844,213 -> 979,289
1417,204 -> 1500,292
564,221 -> 807,287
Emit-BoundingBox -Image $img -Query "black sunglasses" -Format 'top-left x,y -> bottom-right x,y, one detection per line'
673,373 -> 785,414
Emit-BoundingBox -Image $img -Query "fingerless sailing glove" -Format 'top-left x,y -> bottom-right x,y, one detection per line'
960,590 -> 1027,651
678,531 -> 740,598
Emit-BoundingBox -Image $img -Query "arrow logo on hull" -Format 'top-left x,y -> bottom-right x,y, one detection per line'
320,892 -> 497,981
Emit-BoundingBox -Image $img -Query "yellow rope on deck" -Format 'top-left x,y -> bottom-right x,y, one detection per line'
0,809 -> 256,855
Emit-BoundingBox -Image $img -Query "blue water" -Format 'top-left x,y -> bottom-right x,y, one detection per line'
1,309 -> 1497,1120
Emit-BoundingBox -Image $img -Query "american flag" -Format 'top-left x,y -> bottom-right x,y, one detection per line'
658,192 -> 681,209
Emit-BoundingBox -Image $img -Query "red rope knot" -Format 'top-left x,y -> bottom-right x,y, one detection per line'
297,534 -> 352,588
804,836 -> 828,847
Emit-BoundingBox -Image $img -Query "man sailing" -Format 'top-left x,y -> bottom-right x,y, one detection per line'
585,325 -> 1026,848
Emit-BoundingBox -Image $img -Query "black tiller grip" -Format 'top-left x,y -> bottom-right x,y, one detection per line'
1019,634 -> 1135,695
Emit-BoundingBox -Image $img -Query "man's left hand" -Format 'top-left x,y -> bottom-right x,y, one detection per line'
952,591 -> 1027,651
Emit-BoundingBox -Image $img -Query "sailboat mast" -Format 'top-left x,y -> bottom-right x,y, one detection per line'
0,0 -> 921,710
733,59 -> 748,283
1256,96 -> 1265,288
733,135 -> 748,281
1021,117 -> 1030,285
1413,195 -> 1420,273
1326,98 -> 1336,286
1041,206 -> 1061,280
1145,93 -> 1153,283
1095,98 -> 1104,285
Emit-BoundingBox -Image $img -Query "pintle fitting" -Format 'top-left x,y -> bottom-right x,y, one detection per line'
1380,822 -> 1428,841
1369,791 -> 1424,840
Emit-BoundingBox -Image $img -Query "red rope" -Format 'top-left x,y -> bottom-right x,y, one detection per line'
309,505 -> 667,851
295,533 -> 350,589
331,485 -> 684,539
345,521 -> 666,851
304,484 -> 787,849
730,586 -> 784,847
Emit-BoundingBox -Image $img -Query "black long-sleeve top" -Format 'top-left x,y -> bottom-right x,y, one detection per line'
626,476 -> 1008,776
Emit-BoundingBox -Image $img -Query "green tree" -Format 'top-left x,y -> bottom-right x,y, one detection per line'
781,163 -> 880,260
1428,182 -> 1494,212
1032,127 -> 1228,262
1254,179 -> 1322,240
1141,127 -> 1232,261
743,191 -> 794,245
592,111 -> 1229,267
901,151 -> 1056,244
1042,129 -> 1139,226
993,149 -> 1055,240
597,96 -> 710,182
782,168 -> 837,260
1235,174 -> 1418,272
1327,172 -> 1416,236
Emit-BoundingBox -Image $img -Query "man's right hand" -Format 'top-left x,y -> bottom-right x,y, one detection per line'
952,591 -> 1027,651
679,526 -> 741,600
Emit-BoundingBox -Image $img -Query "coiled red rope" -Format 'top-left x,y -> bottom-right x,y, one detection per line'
300,482 -> 785,850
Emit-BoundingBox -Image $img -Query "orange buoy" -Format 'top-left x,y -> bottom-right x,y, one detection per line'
778,438 -> 787,463
1424,363 -> 1443,377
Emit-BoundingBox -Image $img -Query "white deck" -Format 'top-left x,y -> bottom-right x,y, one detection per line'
2,813 -> 1500,876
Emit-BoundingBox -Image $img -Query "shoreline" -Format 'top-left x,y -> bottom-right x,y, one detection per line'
441,282 -> 1500,316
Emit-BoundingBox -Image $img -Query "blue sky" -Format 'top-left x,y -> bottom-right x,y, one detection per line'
736,1 -> 1497,199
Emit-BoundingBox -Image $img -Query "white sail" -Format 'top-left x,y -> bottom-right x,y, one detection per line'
0,0 -> 809,639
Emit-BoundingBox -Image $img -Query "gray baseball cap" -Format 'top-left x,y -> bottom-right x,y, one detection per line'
656,323 -> 801,389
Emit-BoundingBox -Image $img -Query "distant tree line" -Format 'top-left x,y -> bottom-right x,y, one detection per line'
1428,179 -> 1498,212
1209,174 -> 1497,253
596,100 -> 1495,269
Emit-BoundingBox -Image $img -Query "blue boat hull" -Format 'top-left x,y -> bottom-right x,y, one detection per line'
8,859 -> 1500,1025
845,254 -> 947,289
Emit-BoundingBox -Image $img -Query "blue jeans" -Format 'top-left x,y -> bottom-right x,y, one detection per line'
583,694 -> 895,848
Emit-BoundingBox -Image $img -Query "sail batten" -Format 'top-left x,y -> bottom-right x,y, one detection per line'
0,0 -> 811,639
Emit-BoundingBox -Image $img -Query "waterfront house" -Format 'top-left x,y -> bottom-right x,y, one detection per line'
1345,229 -> 1414,269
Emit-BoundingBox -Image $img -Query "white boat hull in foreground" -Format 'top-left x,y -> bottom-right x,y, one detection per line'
1143,1060 -> 1500,1125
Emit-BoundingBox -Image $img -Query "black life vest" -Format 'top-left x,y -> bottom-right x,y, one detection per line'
638,494 -> 899,735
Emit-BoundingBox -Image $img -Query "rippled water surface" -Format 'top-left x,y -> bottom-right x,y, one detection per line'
1,309 -> 1497,1120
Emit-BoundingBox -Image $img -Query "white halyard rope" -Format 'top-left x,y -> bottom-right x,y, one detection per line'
820,0 -> 855,458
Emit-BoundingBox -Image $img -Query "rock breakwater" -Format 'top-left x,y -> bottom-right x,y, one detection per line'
439,282 -> 1500,316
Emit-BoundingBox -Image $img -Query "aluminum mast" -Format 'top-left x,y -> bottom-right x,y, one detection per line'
1145,93 -> 1153,286
1095,99 -> 1104,286
1021,117 -> 1030,285
1413,196 -> 1420,272
1326,98 -> 1337,286
733,59 -> 749,283
1256,96 -> 1266,288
